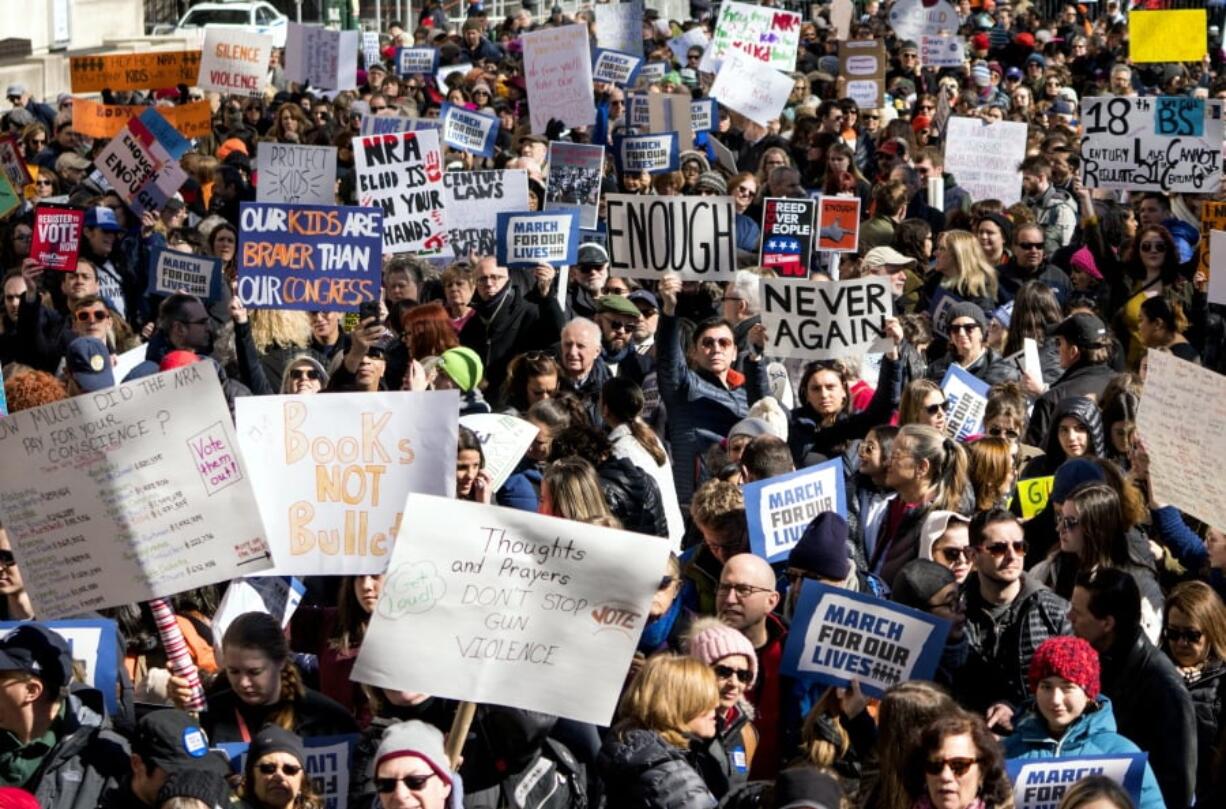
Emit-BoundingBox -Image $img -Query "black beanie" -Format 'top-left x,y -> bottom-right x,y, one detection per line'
788,512 -> 852,581
155,768 -> 232,808
247,725 -> 307,773
891,559 -> 955,611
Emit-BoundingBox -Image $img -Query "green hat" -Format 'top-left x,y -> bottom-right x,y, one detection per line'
438,346 -> 484,392
597,295 -> 641,319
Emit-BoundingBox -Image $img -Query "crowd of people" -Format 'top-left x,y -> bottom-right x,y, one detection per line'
0,0 -> 1225,808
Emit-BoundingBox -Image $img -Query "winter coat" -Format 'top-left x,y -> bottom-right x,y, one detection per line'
597,456 -> 669,538
957,573 -> 1071,713
998,258 -> 1072,306
609,424 -> 686,549
691,706 -> 756,800
200,685 -> 359,744
789,355 -> 902,469
597,727 -> 717,809
1019,395 -> 1106,480
1179,658 -> 1226,801
29,688 -> 130,809
1003,696 -> 1164,809
1027,184 -> 1078,253
925,346 -> 1020,388
1100,629 -> 1198,809
1024,361 -> 1116,448
459,286 -> 565,399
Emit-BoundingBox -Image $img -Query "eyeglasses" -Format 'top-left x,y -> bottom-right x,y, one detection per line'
947,323 -> 980,335
178,317 -> 209,327
713,664 -> 752,684
35,178 -> 54,187
12,232 -> 30,241
1056,516 -> 1080,532
863,114 -> 880,120
688,53 -> 702,60
369,104 -> 388,112
75,309 -> 109,323
290,368 -> 321,381
257,762 -> 303,777
924,400 -> 948,415
476,275 -> 507,286
367,347 -> 387,360
715,581 -> 769,600
576,264 -> 605,272
925,757 -> 980,777
734,187 -> 756,197
0,550 -> 15,568
1017,242 -> 1044,251
1166,627 -> 1203,645
988,427 -> 1020,440
658,575 -> 677,591
981,539 -> 1028,557
936,546 -> 974,564
1139,241 -> 1167,254
376,774 -> 435,793
700,337 -> 734,350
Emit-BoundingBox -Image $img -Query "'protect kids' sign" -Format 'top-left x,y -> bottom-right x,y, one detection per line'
781,581 -> 950,698
745,460 -> 846,563
236,202 -> 383,312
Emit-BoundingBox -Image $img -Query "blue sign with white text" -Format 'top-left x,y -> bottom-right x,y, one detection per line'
745,459 -> 846,564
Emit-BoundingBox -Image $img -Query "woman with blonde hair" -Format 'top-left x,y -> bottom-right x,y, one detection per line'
539,456 -> 614,524
230,300 -> 313,394
264,103 -> 314,144
898,379 -> 947,434
598,654 -> 720,808
929,229 -> 1000,313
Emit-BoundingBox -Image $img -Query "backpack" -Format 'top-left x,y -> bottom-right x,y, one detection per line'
464,738 -> 587,809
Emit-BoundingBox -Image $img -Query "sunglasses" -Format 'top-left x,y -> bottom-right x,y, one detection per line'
988,427 -> 1020,440
605,320 -> 636,333
290,368 -> 321,381
0,550 -> 15,568
947,323 -> 980,334
734,187 -> 756,196
936,546 -> 973,564
1017,241 -> 1044,250
1139,241 -> 1167,254
1056,516 -> 1080,531
376,774 -> 435,793
700,337 -> 734,350
863,114 -> 881,120
713,664 -> 752,684
369,105 -> 388,112
75,309 -> 109,323
1166,627 -> 1203,644
981,539 -> 1027,557
257,762 -> 302,777
926,757 -> 980,777
924,400 -> 948,415
658,575 -> 677,591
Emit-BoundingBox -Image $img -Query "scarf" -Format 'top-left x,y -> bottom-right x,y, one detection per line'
473,283 -> 511,324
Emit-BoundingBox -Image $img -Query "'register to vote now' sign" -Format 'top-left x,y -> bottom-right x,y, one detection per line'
781,581 -> 950,698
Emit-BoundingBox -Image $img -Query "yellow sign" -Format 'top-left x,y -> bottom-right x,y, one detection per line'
1199,201 -> 1226,281
1017,476 -> 1055,520
1129,10 -> 1207,64
73,98 -> 213,140
70,50 -> 202,93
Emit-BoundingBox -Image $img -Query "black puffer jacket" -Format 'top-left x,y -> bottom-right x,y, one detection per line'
925,346 -> 1020,388
598,456 -> 669,538
598,727 -> 717,809
33,688 -> 130,809
1177,657 -> 1226,802
1024,360 -> 1116,447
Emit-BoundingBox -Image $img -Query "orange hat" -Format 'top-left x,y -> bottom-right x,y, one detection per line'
216,138 -> 249,160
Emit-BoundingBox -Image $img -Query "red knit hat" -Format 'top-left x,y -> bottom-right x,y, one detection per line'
1028,636 -> 1100,698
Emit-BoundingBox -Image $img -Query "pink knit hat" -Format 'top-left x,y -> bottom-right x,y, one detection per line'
688,621 -> 758,687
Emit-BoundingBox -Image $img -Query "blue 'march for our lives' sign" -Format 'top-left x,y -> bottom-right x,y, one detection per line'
1006,754 -> 1147,809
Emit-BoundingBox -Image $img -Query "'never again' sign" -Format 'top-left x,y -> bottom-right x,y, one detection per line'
761,277 -> 891,360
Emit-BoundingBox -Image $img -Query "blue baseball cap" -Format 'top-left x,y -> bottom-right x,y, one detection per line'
65,336 -> 115,392
84,206 -> 123,232
0,624 -> 73,690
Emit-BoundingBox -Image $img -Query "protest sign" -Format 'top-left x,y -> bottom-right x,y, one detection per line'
1198,202 -> 1226,282
443,169 -> 530,259
701,1 -> 801,73
0,365 -> 273,619
943,117 -> 1028,206
1003,334 -> 1042,383
830,0 -> 854,39
112,344 -> 148,385
1080,96 -> 1223,193
73,98 -> 213,140
782,581 -> 951,698
760,277 -> 891,361
437,62 -> 471,88
817,197 -> 861,253
929,288 -> 960,338
0,173 -> 21,220
840,40 -> 887,110
146,246 -> 223,300
595,1 -> 645,56
255,143 -> 338,206
759,198 -> 815,278
920,35 -> 965,68
0,620 -> 120,715
236,391 -> 459,576
637,61 -> 667,86
460,414 -> 539,493
1006,754 -> 1147,809
396,46 -> 438,75
198,28 -> 273,96
29,205 -> 83,271
0,366 -> 7,415
1137,351 -> 1226,531
0,135 -> 30,195
709,49 -> 793,127
353,129 -> 450,257
362,31 -> 380,68
1129,10 -> 1206,63
605,194 -> 737,281
667,26 -> 707,64
614,132 -> 679,175
545,143 -> 604,230
941,365 -> 989,441
357,115 -> 442,136
522,24 -> 596,134
745,461 -> 846,563
496,210 -> 579,269
284,23 -> 358,91
69,50 -> 201,93
212,576 -> 305,659
1209,231 -> 1226,306
236,202 -> 381,312
1016,476 -> 1054,520
217,734 -> 357,809
95,107 -> 188,216
648,94 -> 694,150
592,48 -> 643,86
887,0 -> 959,42
351,494 -> 671,724
690,99 -> 717,133
440,103 -> 500,158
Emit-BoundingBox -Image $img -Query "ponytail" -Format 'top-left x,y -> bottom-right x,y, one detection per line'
933,438 -> 969,512
602,377 -> 666,466
630,420 -> 667,466
269,661 -> 306,731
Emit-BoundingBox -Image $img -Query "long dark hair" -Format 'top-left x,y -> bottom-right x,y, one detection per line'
223,612 -> 306,731
1127,224 -> 1181,286
601,377 -> 666,466
905,712 -> 1013,809
1004,280 -> 1062,355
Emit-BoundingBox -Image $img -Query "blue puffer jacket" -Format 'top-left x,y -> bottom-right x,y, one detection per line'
657,312 -> 771,504
1002,695 -> 1164,809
